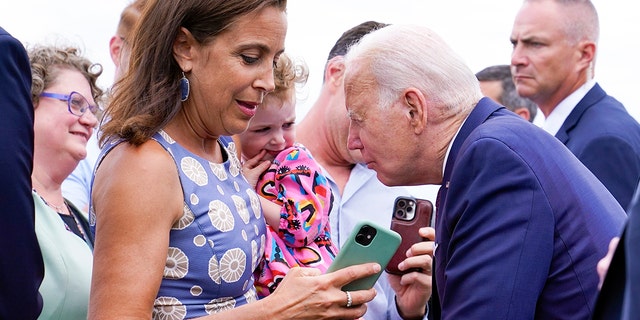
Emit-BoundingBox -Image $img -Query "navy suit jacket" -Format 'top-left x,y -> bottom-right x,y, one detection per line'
592,182 -> 640,320
556,84 -> 640,210
432,98 -> 626,319
0,27 -> 44,318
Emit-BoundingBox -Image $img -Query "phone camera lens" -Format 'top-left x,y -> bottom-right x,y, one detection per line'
355,225 -> 377,246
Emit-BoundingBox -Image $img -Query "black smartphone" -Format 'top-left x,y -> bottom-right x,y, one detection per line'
385,196 -> 433,275
326,221 -> 402,291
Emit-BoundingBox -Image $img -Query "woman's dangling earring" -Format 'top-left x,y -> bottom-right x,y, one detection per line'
180,72 -> 190,102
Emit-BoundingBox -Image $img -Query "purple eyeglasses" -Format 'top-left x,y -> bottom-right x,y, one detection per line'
39,91 -> 101,116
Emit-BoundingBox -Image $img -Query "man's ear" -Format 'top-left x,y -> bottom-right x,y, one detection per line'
404,88 -> 427,134
577,40 -> 596,73
324,56 -> 345,93
173,27 -> 195,72
109,35 -> 123,68
513,107 -> 531,122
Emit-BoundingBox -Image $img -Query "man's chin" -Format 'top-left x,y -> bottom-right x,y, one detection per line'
377,175 -> 401,187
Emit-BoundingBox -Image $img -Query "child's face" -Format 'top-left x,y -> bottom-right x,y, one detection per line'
239,94 -> 296,161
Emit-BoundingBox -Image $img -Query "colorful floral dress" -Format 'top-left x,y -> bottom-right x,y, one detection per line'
253,143 -> 338,297
91,131 -> 266,319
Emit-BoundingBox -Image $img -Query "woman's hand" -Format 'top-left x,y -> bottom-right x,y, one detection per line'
265,263 -> 380,319
388,227 -> 435,319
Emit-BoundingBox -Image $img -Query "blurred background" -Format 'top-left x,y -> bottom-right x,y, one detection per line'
2,0 -> 638,121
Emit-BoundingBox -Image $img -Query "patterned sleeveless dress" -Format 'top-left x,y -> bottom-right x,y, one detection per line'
90,131 -> 266,319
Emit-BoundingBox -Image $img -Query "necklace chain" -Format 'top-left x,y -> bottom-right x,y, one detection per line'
33,189 -> 66,214
34,188 -> 90,243
48,201 -> 65,213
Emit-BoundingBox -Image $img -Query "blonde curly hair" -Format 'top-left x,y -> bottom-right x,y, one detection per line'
270,53 -> 309,103
28,44 -> 104,112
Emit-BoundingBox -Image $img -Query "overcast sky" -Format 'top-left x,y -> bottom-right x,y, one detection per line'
2,0 -> 639,121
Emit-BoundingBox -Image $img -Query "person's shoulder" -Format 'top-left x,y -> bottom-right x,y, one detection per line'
101,139 -> 174,175
588,102 -> 638,126
579,85 -> 636,124
474,113 -> 544,143
0,28 -> 23,50
0,27 -> 12,40
467,115 -> 567,164
574,98 -> 640,143
0,29 -> 28,67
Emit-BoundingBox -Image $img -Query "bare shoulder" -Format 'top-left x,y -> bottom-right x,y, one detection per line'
99,140 -> 174,171
93,140 -> 183,226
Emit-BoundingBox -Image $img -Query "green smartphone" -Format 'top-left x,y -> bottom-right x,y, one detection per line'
326,220 -> 402,291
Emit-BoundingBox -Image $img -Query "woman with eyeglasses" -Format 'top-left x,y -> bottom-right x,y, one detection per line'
28,44 -> 104,319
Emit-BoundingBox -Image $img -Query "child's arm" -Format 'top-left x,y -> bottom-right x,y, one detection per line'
242,150 -> 281,228
257,145 -> 333,248
259,197 -> 283,229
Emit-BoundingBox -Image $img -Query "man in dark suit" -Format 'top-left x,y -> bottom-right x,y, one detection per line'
0,27 -> 44,318
593,182 -> 640,319
342,24 -> 627,319
476,64 -> 538,122
511,0 -> 640,211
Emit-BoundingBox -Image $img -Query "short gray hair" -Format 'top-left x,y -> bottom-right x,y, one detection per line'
524,0 -> 599,44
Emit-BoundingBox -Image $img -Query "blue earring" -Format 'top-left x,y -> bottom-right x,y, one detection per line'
180,72 -> 190,102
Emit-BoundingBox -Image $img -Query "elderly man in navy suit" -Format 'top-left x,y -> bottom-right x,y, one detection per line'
0,27 -> 44,318
343,24 -> 626,319
511,0 -> 640,211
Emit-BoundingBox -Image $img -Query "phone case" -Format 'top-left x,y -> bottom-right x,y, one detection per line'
386,196 -> 433,275
326,220 -> 402,291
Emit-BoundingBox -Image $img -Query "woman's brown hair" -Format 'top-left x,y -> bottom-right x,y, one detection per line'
101,0 -> 287,146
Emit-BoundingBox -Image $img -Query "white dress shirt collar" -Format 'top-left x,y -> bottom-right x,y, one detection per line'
442,113 -> 468,179
542,79 -> 596,136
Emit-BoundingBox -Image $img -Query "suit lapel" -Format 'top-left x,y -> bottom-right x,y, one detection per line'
555,83 -> 606,143
431,98 -> 504,320
441,98 -> 504,197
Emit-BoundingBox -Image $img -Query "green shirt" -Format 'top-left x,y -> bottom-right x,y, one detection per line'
34,192 -> 92,320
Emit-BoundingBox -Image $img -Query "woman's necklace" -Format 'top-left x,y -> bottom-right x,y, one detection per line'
46,200 -> 65,213
33,189 -> 89,243
34,189 -> 67,214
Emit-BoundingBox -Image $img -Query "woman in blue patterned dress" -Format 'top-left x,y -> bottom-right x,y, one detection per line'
88,1 -> 379,319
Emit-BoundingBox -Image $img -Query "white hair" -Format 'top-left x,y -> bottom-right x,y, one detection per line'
344,24 -> 482,114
